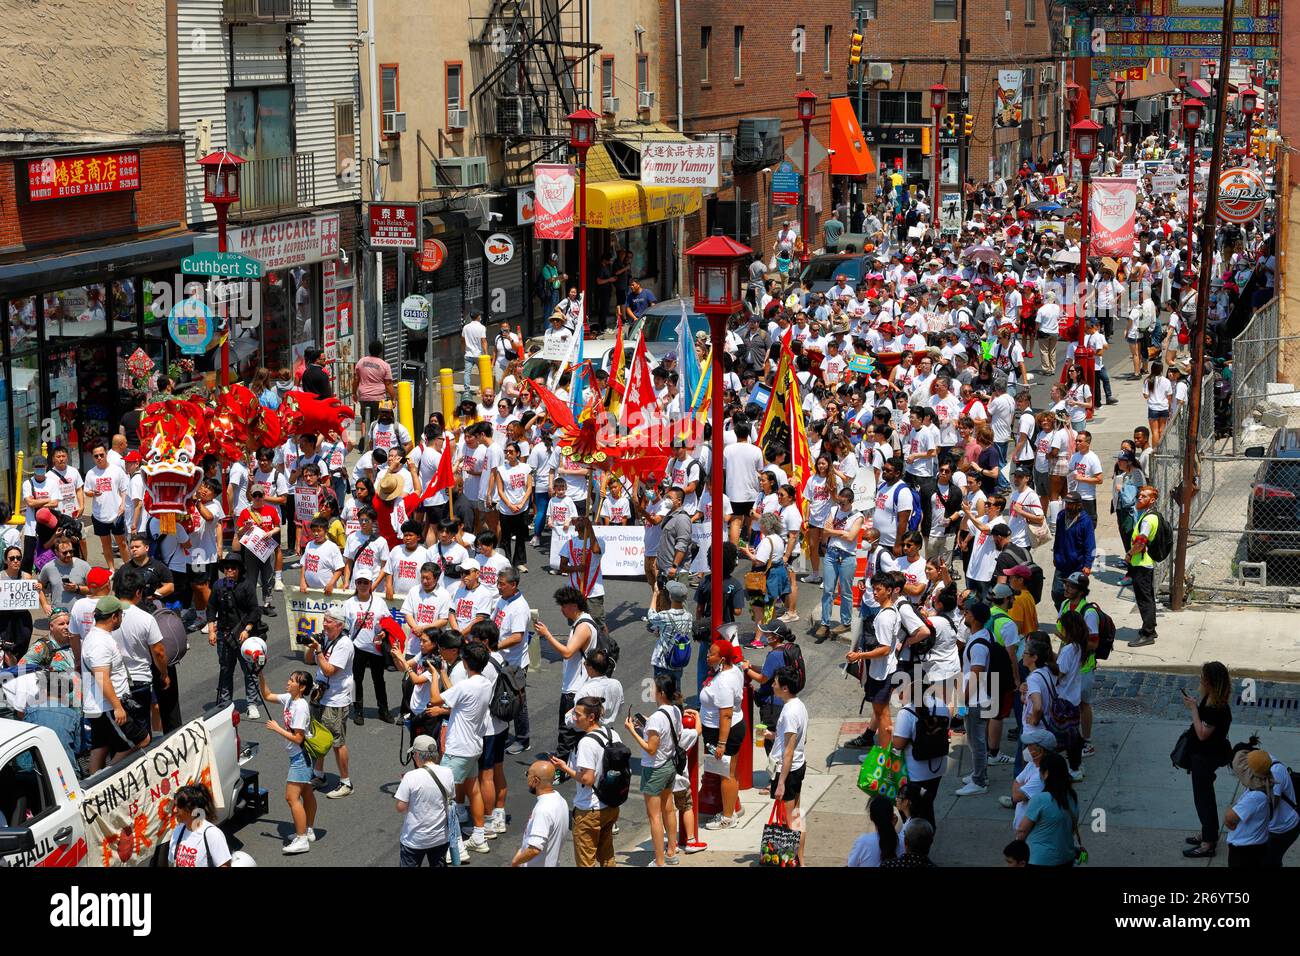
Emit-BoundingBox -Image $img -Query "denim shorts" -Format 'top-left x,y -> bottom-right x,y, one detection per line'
1080,669 -> 1095,705
287,748 -> 313,784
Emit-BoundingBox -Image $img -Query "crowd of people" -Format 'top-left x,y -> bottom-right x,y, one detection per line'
0,123 -> 1290,869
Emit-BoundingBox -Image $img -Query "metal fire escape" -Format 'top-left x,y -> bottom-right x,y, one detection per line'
468,0 -> 599,186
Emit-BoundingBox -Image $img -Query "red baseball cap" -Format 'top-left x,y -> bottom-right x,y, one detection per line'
125,450 -> 143,463
86,567 -> 112,589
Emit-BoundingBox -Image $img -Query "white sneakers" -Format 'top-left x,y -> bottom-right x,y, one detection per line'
990,753 -> 1014,764
489,811 -> 507,835
954,782 -> 988,796
1069,768 -> 1085,782
998,795 -> 1014,809
704,815 -> 738,830
246,705 -> 260,720
466,838 -> 491,854
283,835 -> 310,855
326,782 -> 353,799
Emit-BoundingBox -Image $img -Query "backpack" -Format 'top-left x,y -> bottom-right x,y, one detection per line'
970,633 -> 1015,701
892,482 -> 924,534
910,611 -> 939,658
1143,510 -> 1174,563
1270,760 -> 1300,814
658,706 -> 689,776
904,704 -> 951,761
595,631 -> 620,677
1023,563 -> 1045,604
585,729 -> 633,808
665,622 -> 692,670
780,642 -> 807,694
489,661 -> 528,722
1081,601 -> 1117,661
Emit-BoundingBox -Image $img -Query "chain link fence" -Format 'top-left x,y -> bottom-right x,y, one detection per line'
1152,298 -> 1300,606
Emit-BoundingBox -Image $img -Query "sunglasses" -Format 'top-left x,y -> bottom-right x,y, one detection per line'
5,555 -> 21,562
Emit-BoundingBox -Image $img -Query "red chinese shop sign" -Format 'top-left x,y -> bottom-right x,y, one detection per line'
25,151 -> 142,202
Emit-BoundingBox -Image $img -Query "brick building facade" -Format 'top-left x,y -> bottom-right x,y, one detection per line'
855,0 -> 1059,186
659,1 -> 850,261
0,140 -> 186,253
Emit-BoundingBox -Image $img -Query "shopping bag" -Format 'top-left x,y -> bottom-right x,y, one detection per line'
856,744 -> 908,799
702,751 -> 731,778
759,800 -> 801,868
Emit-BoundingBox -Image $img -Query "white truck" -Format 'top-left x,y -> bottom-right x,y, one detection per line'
0,703 -> 260,867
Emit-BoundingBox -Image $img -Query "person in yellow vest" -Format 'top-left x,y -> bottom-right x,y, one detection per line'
1126,486 -> 1160,647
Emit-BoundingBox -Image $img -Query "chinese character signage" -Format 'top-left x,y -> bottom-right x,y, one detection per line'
226,213 -> 340,270
26,151 -> 141,202
532,164 -> 576,239
368,202 -> 418,249
640,142 -> 720,188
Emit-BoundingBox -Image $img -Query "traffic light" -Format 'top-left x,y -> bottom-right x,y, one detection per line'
944,113 -> 956,137
1252,127 -> 1266,158
849,32 -> 863,65
921,126 -> 932,156
963,113 -> 974,137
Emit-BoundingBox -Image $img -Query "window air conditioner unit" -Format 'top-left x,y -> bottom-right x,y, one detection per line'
867,62 -> 892,82
447,109 -> 470,130
383,111 -> 407,135
638,90 -> 655,111
602,96 -> 619,115
1040,66 -> 1053,84
433,155 -> 488,188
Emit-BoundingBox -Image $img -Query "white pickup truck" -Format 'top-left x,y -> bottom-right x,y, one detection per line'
0,703 -> 259,867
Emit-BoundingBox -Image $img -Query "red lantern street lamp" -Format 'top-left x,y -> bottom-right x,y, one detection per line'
567,107 -> 600,334
197,149 -> 245,387
1177,69 -> 1188,93
684,230 -> 752,819
795,90 -> 817,266
1070,118 -> 1100,416
1182,97 -> 1204,282
1238,86 -> 1258,119
929,84 -> 948,229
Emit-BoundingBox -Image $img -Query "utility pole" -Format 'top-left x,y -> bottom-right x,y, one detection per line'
1170,0 -> 1235,611
853,7 -> 867,219
958,0 -> 968,216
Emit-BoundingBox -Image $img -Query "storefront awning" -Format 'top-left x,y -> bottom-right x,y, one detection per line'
0,229 -> 198,298
579,180 -> 702,230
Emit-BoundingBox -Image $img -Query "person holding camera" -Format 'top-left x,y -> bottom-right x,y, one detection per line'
208,555 -> 264,718
304,607 -> 356,799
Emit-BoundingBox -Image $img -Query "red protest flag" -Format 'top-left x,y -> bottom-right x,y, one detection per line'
420,440 -> 456,499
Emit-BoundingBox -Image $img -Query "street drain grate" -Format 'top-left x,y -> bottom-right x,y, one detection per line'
1095,698 -> 1147,716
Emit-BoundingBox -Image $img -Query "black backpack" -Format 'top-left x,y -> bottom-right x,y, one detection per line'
779,642 -> 807,694
1144,510 -> 1174,563
586,729 -> 632,808
488,661 -> 527,722
658,706 -> 689,776
970,633 -> 1015,702
905,704 -> 951,762
1085,601 -> 1117,661
595,631 -> 620,677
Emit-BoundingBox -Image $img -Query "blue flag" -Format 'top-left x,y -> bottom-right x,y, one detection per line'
675,301 -> 701,419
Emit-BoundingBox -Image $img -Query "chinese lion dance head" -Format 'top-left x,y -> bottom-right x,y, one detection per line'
140,400 -> 206,531
278,390 -> 354,441
141,385 -> 285,532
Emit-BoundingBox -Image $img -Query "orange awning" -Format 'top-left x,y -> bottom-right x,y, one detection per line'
829,97 -> 876,178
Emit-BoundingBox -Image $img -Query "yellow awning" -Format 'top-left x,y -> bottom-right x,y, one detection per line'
577,180 -> 701,230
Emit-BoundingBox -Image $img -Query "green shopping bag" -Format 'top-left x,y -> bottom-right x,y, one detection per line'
856,744 -> 908,799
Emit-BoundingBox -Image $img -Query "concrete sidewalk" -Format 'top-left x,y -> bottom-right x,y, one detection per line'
619,712 -> 1300,868
1018,359 -> 1300,678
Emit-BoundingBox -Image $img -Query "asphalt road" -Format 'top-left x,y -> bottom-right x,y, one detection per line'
205,361 -> 1074,866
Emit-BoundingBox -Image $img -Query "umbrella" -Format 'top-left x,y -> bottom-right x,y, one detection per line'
1027,200 -> 1064,214
1052,249 -> 1081,265
961,244 -> 1002,265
